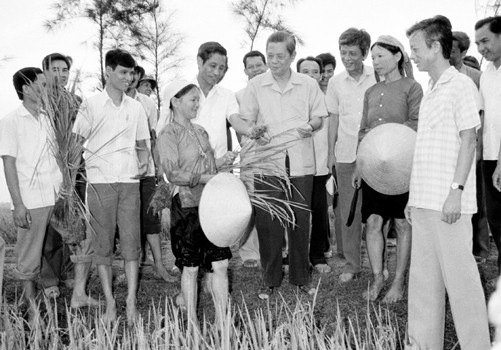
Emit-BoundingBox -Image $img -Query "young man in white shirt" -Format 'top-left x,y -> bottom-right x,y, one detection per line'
73,49 -> 150,324
0,67 -> 62,317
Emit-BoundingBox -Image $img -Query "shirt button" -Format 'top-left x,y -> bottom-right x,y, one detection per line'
379,104 -> 383,107
378,118 -> 382,121
381,93 -> 384,96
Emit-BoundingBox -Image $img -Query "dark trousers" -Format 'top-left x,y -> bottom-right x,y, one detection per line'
310,175 -> 330,265
40,225 -> 74,287
473,161 -> 489,258
255,175 -> 313,287
483,160 -> 501,274
39,174 -> 86,288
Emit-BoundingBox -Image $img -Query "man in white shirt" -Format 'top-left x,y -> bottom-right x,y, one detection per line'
475,15 -> 501,278
73,49 -> 150,324
0,67 -> 62,317
406,15 -> 489,350
326,28 -> 376,282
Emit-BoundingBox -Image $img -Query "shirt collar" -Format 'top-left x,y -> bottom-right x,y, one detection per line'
260,70 -> 302,93
428,66 -> 457,91
341,65 -> 374,82
97,89 -> 129,108
486,61 -> 501,72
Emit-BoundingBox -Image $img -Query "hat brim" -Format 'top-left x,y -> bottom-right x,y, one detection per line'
357,123 -> 416,195
199,173 -> 252,248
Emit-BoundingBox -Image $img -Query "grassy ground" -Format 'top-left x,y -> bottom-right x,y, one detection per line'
0,204 -> 496,349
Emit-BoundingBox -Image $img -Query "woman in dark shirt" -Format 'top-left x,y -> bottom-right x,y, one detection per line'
353,36 -> 423,302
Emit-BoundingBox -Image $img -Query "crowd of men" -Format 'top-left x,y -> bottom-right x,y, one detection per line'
1,12 -> 501,349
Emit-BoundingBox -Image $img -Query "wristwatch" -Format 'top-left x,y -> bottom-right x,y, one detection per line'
451,182 -> 464,190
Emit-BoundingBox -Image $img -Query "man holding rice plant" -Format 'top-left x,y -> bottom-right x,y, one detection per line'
0,67 -> 62,319
239,31 -> 327,299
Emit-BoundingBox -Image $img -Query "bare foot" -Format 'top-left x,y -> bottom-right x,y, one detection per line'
102,301 -> 117,324
154,264 -> 177,283
174,293 -> 186,310
363,274 -> 385,301
383,280 -> 405,303
71,294 -> 102,308
126,302 -> 139,326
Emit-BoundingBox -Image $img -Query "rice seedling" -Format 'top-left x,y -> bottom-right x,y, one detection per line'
0,290 -> 404,349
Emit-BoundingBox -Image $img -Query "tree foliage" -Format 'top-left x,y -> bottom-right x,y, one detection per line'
231,0 -> 304,51
127,0 -> 184,110
45,0 -> 158,88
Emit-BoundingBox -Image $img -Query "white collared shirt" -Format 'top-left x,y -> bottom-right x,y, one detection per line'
191,77 -> 240,158
480,62 -> 501,161
409,67 -> 479,214
325,65 -> 376,163
72,90 -> 150,184
0,105 -> 62,209
239,70 -> 327,177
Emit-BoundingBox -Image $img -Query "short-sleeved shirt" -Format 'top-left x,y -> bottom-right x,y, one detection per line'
133,91 -> 158,177
156,122 -> 216,208
239,70 -> 327,177
191,78 -> 240,158
459,63 -> 482,89
359,77 -> 423,142
72,90 -> 150,184
480,62 -> 501,161
408,67 -> 480,214
325,65 -> 376,163
0,105 -> 62,209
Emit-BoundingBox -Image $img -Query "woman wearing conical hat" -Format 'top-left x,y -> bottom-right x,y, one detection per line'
353,35 -> 423,302
156,80 -> 237,326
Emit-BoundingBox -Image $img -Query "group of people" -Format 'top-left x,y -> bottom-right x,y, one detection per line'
1,12 -> 501,349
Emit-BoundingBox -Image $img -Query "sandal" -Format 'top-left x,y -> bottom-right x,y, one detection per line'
258,286 -> 274,300
44,286 -> 60,298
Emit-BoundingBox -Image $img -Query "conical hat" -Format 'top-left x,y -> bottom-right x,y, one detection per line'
199,173 -> 252,248
357,123 -> 416,195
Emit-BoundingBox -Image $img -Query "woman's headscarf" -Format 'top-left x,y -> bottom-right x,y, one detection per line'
373,35 -> 414,80
157,79 -> 192,135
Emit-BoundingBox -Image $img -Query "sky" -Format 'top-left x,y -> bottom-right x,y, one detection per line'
0,0 -> 493,203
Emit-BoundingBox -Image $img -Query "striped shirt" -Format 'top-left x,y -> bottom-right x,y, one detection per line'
408,67 -> 480,214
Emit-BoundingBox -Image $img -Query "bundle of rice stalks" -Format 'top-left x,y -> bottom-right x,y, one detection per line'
40,86 -> 86,246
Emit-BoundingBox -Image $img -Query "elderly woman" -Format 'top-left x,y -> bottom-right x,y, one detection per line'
353,35 -> 423,302
156,80 -> 236,324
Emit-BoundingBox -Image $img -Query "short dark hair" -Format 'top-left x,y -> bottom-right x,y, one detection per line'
316,53 -> 336,72
13,67 -> 43,100
452,31 -> 471,53
42,53 -> 71,71
296,56 -> 323,73
406,15 -> 453,59
242,50 -> 266,68
475,16 -> 501,33
463,55 -> 481,70
339,28 -> 371,56
134,66 -> 145,80
105,49 -> 136,70
267,31 -> 296,55
197,42 -> 227,64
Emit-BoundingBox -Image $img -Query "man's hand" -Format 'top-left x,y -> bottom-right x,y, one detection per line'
404,205 -> 412,225
493,162 -> 501,192
297,123 -> 314,138
13,203 -> 31,229
327,153 -> 336,172
441,190 -> 462,224
351,166 -> 361,189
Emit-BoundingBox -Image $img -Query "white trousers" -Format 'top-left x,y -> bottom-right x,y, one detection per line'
408,208 -> 490,350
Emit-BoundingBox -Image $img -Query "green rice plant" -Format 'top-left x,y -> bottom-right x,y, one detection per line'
0,291 -> 403,349
0,205 -> 16,245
